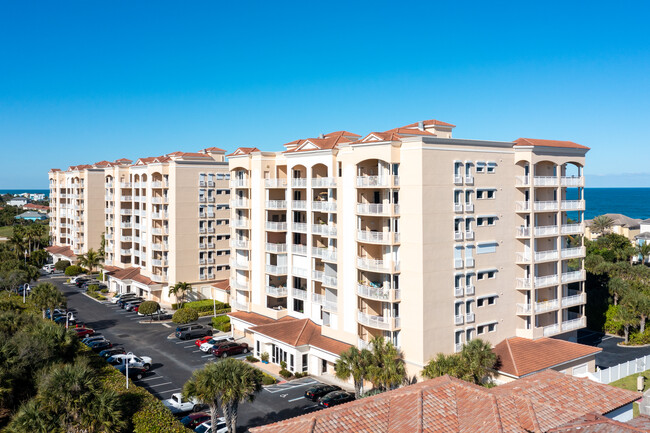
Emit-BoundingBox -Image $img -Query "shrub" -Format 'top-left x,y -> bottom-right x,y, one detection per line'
629,329 -> 650,345
54,260 -> 70,271
87,291 -> 106,301
197,308 -> 231,317
100,288 -> 108,294
293,372 -> 308,379
260,352 -> 269,362
217,323 -> 231,333
64,265 -> 84,276
139,301 -> 161,318
261,374 -> 276,385
246,355 -> 259,362
280,360 -> 287,369
604,304 -> 624,335
279,369 -> 293,379
172,308 -> 199,324
212,315 -> 229,325
87,284 -> 99,292
178,300 -> 231,313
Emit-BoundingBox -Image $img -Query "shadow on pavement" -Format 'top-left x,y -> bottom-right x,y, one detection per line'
84,319 -> 118,330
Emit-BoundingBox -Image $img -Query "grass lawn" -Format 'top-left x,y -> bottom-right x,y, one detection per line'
0,226 -> 14,239
610,370 -> 649,417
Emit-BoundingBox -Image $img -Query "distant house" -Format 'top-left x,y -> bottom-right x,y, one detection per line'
15,211 -> 47,221
45,245 -> 76,263
492,336 -> 601,383
585,213 -> 642,241
7,197 -> 29,207
23,203 -> 49,214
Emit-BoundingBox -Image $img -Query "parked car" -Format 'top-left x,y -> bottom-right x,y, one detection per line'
119,297 -> 143,308
194,418 -> 228,433
318,391 -> 355,408
82,281 -> 107,291
54,316 -> 76,326
111,293 -> 137,304
200,336 -> 235,353
75,278 -> 92,287
69,275 -> 87,284
72,327 -> 94,338
211,342 -> 248,358
162,393 -> 205,414
194,335 -> 213,347
137,307 -> 167,316
88,340 -> 113,351
115,364 -> 147,380
125,300 -> 145,311
175,324 -> 212,340
82,335 -> 105,345
180,412 -> 211,429
304,384 -> 342,401
42,264 -> 55,273
107,353 -> 152,370
99,347 -> 127,359
17,285 -> 31,295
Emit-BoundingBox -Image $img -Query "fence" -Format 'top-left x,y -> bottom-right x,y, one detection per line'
588,354 -> 650,384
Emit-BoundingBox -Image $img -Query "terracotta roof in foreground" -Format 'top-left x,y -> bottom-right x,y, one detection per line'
548,413 -> 650,432
211,280 -> 230,292
251,370 -> 640,433
45,245 -> 76,258
227,311 -> 279,326
514,137 -> 590,150
249,318 -> 352,355
493,337 -> 601,377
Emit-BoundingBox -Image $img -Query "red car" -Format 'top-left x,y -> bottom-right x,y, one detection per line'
195,335 -> 213,347
73,327 -> 95,338
212,342 -> 249,358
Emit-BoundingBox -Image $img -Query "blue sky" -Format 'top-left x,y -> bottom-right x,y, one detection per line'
1,1 -> 649,188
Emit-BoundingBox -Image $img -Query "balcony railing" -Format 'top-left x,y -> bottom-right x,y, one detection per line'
561,223 -> 584,235
292,244 -> 308,255
535,274 -> 559,287
516,303 -> 532,314
357,257 -> 398,273
454,259 -> 463,269
265,200 -> 286,209
562,270 -> 585,283
454,203 -> 463,213
356,203 -> 399,215
291,200 -> 307,210
120,196 -> 133,201
323,299 -> 338,312
534,201 -> 559,212
516,175 -> 530,186
291,178 -> 307,188
151,243 -> 169,251
464,203 -> 474,213
465,230 -> 474,240
231,301 -> 250,312
454,231 -> 463,241
230,259 -> 250,270
231,199 -> 249,208
120,236 -> 133,242
292,266 -> 308,278
231,239 -> 250,249
151,259 -> 168,267
292,222 -> 308,233
561,247 -> 585,259
230,279 -> 249,290
120,249 -> 132,255
535,225 -> 559,236
358,311 -> 399,330
292,288 -> 308,300
454,315 -> 464,325
151,227 -> 168,235
357,230 -> 396,244
535,299 -> 559,313
232,218 -> 249,228
266,221 -> 287,231
465,175 -> 474,185
357,283 -> 400,301
561,176 -> 584,187
561,200 -> 585,210
533,176 -> 559,187
465,285 -> 475,296
311,177 -> 337,187
466,312 -> 475,323
465,257 -> 474,267
120,222 -> 132,229
151,197 -> 168,204
312,270 -> 324,282
265,242 -> 287,253
265,264 -> 287,275
455,286 -> 464,297
516,201 -> 530,212
562,293 -> 586,307
265,178 -> 287,188
266,286 -> 288,297
312,201 -> 337,212
151,274 -> 167,283
312,293 -> 324,305
120,182 -> 132,188
356,176 -> 398,187
454,174 -> 463,185
312,224 -> 337,237
562,316 -> 586,332
322,275 -> 337,287
230,179 -> 248,188
543,324 -> 560,337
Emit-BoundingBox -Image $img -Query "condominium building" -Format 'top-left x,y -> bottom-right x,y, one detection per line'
48,164 -> 106,258
227,120 -> 589,377
49,148 -> 232,305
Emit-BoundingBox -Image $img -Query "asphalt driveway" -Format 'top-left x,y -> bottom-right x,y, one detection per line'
577,328 -> 650,369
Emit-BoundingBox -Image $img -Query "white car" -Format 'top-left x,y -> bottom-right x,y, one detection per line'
199,336 -> 235,353
42,264 -> 55,273
195,418 -> 228,433
162,393 -> 205,415
109,353 -> 152,370
137,308 -> 168,316
110,293 -> 137,304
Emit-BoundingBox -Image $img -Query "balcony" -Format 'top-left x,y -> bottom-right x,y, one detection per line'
151,212 -> 169,219
152,259 -> 168,267
292,244 -> 308,255
535,299 -> 559,313
455,286 -> 464,297
265,200 -> 286,209
533,176 -> 559,187
535,225 -> 559,237
265,264 -> 287,275
534,201 -> 559,212
292,222 -> 308,233
291,200 -> 307,210
151,227 -> 168,235
561,223 -> 584,235
454,315 -> 464,325
322,275 -> 337,287
119,209 -> 133,216
230,259 -> 250,270
516,303 -> 532,314
265,242 -> 287,253
464,230 -> 474,241
454,203 -> 463,213
230,179 -> 248,188
151,197 -> 168,204
151,274 -> 167,283
466,312 -> 475,323
357,257 -> 399,273
464,203 -> 474,213
311,177 -> 337,188
105,207 -> 114,214
465,285 -> 475,296
207,243 -> 215,249
454,174 -> 463,185
561,247 -> 586,259
357,230 -> 397,244
535,274 -> 559,288
232,218 -> 249,228
562,316 -> 586,332
356,203 -> 399,216
120,236 -> 133,242
516,201 -> 530,212
516,175 -> 530,186
322,299 -> 338,312
231,301 -> 250,312
312,270 -> 324,282
536,250 -> 559,262
561,270 -> 585,284
266,286 -> 288,297
291,178 -> 307,188
266,221 -> 287,231
465,257 -> 475,267
561,293 -> 586,307
312,293 -> 324,305
357,283 -> 400,302
543,323 -> 560,337
561,176 -> 584,187
561,200 -> 585,211
151,181 -> 168,188
265,178 -> 287,188
207,258 -> 215,264
231,199 -> 249,208
454,231 -> 463,241
120,182 -> 132,188
292,266 -> 308,278
292,288 -> 308,300
199,243 -> 207,249
120,222 -> 132,229
151,243 -> 169,251
356,176 -> 397,188
312,224 -> 337,237
230,279 -> 249,290
120,249 -> 132,255
312,201 -> 337,212
231,239 -> 250,249
454,259 -> 463,269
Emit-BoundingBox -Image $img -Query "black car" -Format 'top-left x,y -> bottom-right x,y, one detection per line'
81,335 -> 105,345
119,297 -> 143,308
54,316 -> 76,326
318,391 -> 355,408
304,384 -> 342,401
124,299 -> 145,311
115,364 -> 147,380
175,323 -> 212,340
88,340 -> 113,351
99,347 -> 127,359
74,278 -> 91,287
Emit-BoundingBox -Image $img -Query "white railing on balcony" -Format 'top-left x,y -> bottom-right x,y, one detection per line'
561,247 -> 585,259
266,264 -> 287,274
120,182 -> 132,188
562,317 -> 585,332
323,299 -> 338,312
199,243 -> 207,249
265,242 -> 287,253
311,293 -> 324,305
534,201 -> 559,211
207,243 -> 215,249
516,226 -> 530,237
454,231 -> 464,241
292,222 -> 308,232
533,176 -> 559,186
357,311 -> 397,329
466,312 -> 475,323
105,207 -> 114,214
454,174 -> 463,185
266,286 -> 288,297
356,176 -> 392,187
207,258 -> 215,264
230,179 -> 248,188
454,314 -> 464,325
292,244 -> 307,255
231,199 -> 249,208
454,203 -> 463,213
120,249 -> 132,255
357,203 -> 398,215
543,323 -> 560,336
265,200 -> 286,209
151,227 -> 168,235
120,222 -> 132,229
292,288 -> 307,300
535,250 -> 559,262
465,175 -> 474,184
266,221 -> 287,231
312,224 -> 337,236
322,275 -> 337,287
151,212 -> 169,219
535,225 -> 559,236
120,209 -> 132,216
561,200 -> 585,210
464,203 -> 474,212
231,239 -> 249,249
199,258 -> 206,265
292,266 -> 308,278
105,233 -> 113,240
535,299 -> 559,313
230,279 -> 248,290
517,277 -> 532,288
120,236 -> 133,242
151,243 -> 169,250
516,201 -> 530,211
455,286 -> 464,297
230,259 -> 249,269
120,196 -> 133,201
291,178 -> 307,188
465,257 -> 475,267
516,175 -> 530,186
292,200 -> 307,210
151,197 -> 168,204
517,303 -> 532,314
312,201 -> 337,212
232,218 -> 249,228
151,274 -> 167,283
561,176 -> 584,187
358,283 -> 397,301
465,230 -> 475,240
516,252 -> 530,262
454,259 -> 463,269
322,249 -> 337,262
357,257 -> 394,272
232,301 -> 250,312
265,178 -> 287,188
312,270 -> 324,282
562,293 -> 586,307
561,223 -> 584,235
151,181 -> 167,188
311,177 -> 337,187
151,259 -> 168,267
535,274 -> 559,287
562,270 -> 585,283
465,285 -> 475,296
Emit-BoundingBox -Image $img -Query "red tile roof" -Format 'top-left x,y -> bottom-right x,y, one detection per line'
114,158 -> 132,163
400,119 -> 456,128
493,337 -> 601,378
228,311 -> 278,326
248,318 -> 352,355
49,168 -> 61,172
251,371 -> 639,433
23,203 -> 49,211
108,267 -> 157,286
514,137 -> 590,150
227,147 -> 260,157
211,279 -> 230,292
200,147 -> 227,153
283,134 -> 355,153
549,413 -> 650,432
45,245 -> 76,258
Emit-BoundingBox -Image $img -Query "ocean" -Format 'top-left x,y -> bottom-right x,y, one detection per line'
1,188 -> 648,220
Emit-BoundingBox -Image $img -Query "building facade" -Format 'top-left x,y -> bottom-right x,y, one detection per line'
227,120 -> 589,376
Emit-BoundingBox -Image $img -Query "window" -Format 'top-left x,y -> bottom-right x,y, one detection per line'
476,161 -> 486,173
477,296 -> 497,307
302,354 -> 308,372
477,189 -> 496,199
477,269 -> 497,280
477,322 -> 497,334
476,242 -> 498,254
477,216 -> 497,226
256,341 -> 260,356
487,162 -> 497,173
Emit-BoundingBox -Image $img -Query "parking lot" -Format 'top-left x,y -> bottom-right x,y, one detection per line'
577,328 -> 650,369
46,274 -> 324,431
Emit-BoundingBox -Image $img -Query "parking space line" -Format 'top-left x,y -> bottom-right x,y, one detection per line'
147,381 -> 173,388
201,354 -> 212,358
183,345 -> 195,349
288,396 -> 305,402
141,376 -> 167,382
192,350 -> 202,353
154,388 -> 181,395
264,380 -> 318,393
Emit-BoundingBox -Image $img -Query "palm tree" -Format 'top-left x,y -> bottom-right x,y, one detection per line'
615,304 -> 638,343
637,242 -> 650,266
334,346 -> 373,398
460,339 -> 497,384
366,336 -> 406,391
182,358 -> 263,433
78,248 -> 103,273
169,281 -> 192,307
6,398 -> 58,433
31,282 -> 66,320
422,352 -> 468,381
591,215 -> 615,235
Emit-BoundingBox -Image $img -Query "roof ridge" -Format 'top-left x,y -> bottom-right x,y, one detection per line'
294,319 -> 310,346
505,338 -> 519,377
490,394 -> 505,433
525,396 -> 542,432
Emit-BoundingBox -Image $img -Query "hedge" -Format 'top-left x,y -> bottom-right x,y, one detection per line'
197,308 -> 231,318
174,300 -> 230,313
172,308 -> 199,324
54,260 -> 71,271
211,316 -> 230,332
65,265 -> 84,276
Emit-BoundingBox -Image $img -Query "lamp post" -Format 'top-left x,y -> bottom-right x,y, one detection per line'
65,312 -> 74,329
24,250 -> 27,265
22,283 -> 29,304
126,351 -> 133,389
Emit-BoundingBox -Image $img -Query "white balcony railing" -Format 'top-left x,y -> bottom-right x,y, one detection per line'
232,218 -> 249,228
311,177 -> 337,187
232,301 -> 250,312
535,225 -> 559,236
454,174 -> 463,185
561,200 -> 585,210
265,264 -> 287,275
357,230 -> 396,244
465,231 -> 475,240
151,259 -> 168,267
455,286 -> 464,297
231,198 -> 249,208
561,247 -> 585,259
516,175 -> 530,186
464,203 -> 474,213
454,231 -> 464,241
466,312 -> 475,323
292,266 -> 308,278
231,239 -> 250,249
357,283 -> 400,301
312,201 -> 337,212
265,242 -> 287,253
292,288 -> 307,300
356,176 -> 393,187
358,311 -> 398,330
465,285 -> 475,296
357,257 -> 396,273
516,201 -> 530,211
561,176 -> 584,187
322,275 -> 338,287
562,270 -> 585,283
291,200 -> 307,210
562,293 -> 586,307
357,203 -> 398,215
230,179 -> 248,188
291,178 -> 307,188
312,224 -> 337,236
266,221 -> 287,231
465,257 -> 475,267
292,244 -> 308,255
535,274 -> 559,287
533,176 -> 559,186
265,178 -> 287,188
292,222 -> 308,233
535,250 -> 559,262
454,259 -> 463,269
323,299 -> 338,312
454,203 -> 464,213
535,299 -> 559,313
230,279 -> 248,290
543,323 -> 560,337
454,315 -> 464,325
311,293 -> 324,305
265,286 -> 288,297
311,270 -> 324,282
562,317 -> 586,332
265,200 -> 286,209
534,201 -> 559,212
517,303 -> 532,314
561,223 -> 584,235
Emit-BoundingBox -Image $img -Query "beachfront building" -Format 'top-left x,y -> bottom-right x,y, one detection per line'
227,119 -> 589,378
48,164 -> 106,257
584,213 -> 642,241
101,149 -> 232,304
